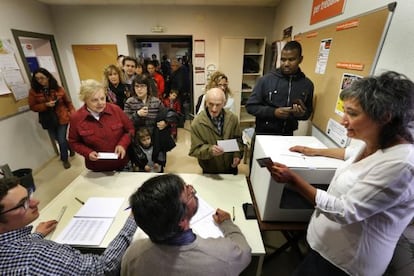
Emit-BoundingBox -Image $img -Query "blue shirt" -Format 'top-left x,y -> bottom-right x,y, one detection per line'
0,216 -> 137,275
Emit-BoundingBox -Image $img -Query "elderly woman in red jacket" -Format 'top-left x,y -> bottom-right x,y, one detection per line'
28,68 -> 75,169
69,79 -> 134,172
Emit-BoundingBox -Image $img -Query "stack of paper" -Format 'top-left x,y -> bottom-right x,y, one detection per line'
190,197 -> 224,238
55,197 -> 124,246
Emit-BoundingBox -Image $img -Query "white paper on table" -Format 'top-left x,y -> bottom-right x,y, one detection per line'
190,196 -> 223,238
97,152 -> 118,159
217,139 -> 240,152
75,197 -> 124,218
55,217 -> 113,246
10,83 -> 29,100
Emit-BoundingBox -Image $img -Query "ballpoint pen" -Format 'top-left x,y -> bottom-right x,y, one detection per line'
56,206 -> 67,222
75,197 -> 85,205
232,206 -> 235,221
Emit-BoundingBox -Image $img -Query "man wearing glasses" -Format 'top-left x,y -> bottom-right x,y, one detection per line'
0,177 -> 137,275
121,173 -> 251,276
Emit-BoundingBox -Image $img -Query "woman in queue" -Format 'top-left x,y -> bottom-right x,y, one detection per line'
196,71 -> 235,114
28,67 -> 75,169
68,79 -> 134,172
103,64 -> 130,110
124,74 -> 174,171
270,71 -> 414,276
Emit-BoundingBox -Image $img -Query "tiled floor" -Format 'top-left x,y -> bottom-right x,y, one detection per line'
33,121 -> 302,275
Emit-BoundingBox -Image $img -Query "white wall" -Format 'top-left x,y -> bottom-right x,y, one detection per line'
3,0 -> 411,171
0,1 -> 275,172
48,5 -> 275,109
0,0 -> 57,173
272,0 -> 414,146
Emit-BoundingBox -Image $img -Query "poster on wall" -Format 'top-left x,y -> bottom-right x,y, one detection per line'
310,0 -> 346,25
21,43 -> 36,57
283,26 -> 293,40
314,38 -> 332,74
26,57 -> 39,72
38,56 -> 57,73
194,40 -> 205,55
335,73 -> 362,116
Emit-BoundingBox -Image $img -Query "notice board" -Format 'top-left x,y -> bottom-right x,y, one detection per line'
296,4 -> 395,134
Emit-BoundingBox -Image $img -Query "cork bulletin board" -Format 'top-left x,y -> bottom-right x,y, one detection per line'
295,3 -> 395,133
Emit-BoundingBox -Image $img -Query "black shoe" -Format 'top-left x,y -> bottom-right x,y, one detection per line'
69,149 -> 75,157
63,160 -> 71,169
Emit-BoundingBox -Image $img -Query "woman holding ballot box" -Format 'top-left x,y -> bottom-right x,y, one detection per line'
269,71 -> 414,276
68,79 -> 134,172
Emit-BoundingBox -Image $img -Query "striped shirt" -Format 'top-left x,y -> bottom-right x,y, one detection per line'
0,216 -> 137,275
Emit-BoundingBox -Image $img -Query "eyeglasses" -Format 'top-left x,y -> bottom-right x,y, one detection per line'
0,189 -> 33,215
134,84 -> 147,89
35,76 -> 48,82
184,184 -> 197,203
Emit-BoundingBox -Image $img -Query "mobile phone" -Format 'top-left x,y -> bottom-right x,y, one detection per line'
292,99 -> 305,109
242,203 -> 257,219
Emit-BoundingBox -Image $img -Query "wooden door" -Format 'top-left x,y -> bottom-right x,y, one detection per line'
72,44 -> 118,81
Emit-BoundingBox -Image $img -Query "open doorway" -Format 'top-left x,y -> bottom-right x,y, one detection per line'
126,35 -> 193,119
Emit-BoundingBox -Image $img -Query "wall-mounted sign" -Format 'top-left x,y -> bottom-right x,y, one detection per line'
310,0 -> 346,25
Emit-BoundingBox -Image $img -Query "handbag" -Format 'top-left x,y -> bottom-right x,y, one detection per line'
38,108 -> 59,129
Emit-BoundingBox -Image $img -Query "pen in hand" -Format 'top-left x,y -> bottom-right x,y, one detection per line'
57,206 -> 67,222
75,197 -> 85,205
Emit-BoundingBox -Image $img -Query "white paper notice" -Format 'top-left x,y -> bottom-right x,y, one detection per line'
55,217 -> 113,246
3,69 -> 24,85
75,197 -> 124,218
0,54 -> 19,70
97,152 -> 118,159
10,83 -> 29,101
55,197 -> 124,246
217,139 -> 240,152
190,196 -> 223,238
37,56 -> 57,73
0,75 -> 11,95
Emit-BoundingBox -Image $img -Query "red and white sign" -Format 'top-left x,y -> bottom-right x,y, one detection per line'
336,62 -> 365,71
336,19 -> 359,31
310,0 -> 346,25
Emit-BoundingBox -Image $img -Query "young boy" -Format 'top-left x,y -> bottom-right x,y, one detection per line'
162,89 -> 181,140
128,128 -> 165,172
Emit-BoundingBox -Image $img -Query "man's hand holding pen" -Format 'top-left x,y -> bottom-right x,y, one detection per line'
212,208 -> 232,224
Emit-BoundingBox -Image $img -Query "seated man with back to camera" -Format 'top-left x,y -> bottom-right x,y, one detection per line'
121,173 -> 251,276
189,88 -> 244,174
0,177 -> 137,275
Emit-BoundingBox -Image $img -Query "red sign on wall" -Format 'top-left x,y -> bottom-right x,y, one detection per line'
310,0 -> 346,25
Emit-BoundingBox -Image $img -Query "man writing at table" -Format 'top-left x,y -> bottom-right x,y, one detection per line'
0,177 -> 137,275
121,173 -> 251,275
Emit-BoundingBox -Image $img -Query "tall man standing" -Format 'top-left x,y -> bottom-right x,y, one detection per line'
189,88 -> 243,174
122,56 -> 138,86
246,41 -> 314,135
147,60 -> 165,99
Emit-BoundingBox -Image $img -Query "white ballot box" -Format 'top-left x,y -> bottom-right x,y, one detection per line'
250,135 -> 344,222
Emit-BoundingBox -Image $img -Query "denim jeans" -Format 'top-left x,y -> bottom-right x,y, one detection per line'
48,124 -> 70,161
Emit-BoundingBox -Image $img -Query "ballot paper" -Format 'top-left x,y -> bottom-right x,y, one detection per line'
190,196 -> 223,238
97,152 -> 118,159
133,195 -> 224,241
55,197 -> 124,246
217,139 -> 240,152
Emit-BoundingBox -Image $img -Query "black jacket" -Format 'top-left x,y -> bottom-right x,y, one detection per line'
245,68 -> 314,135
